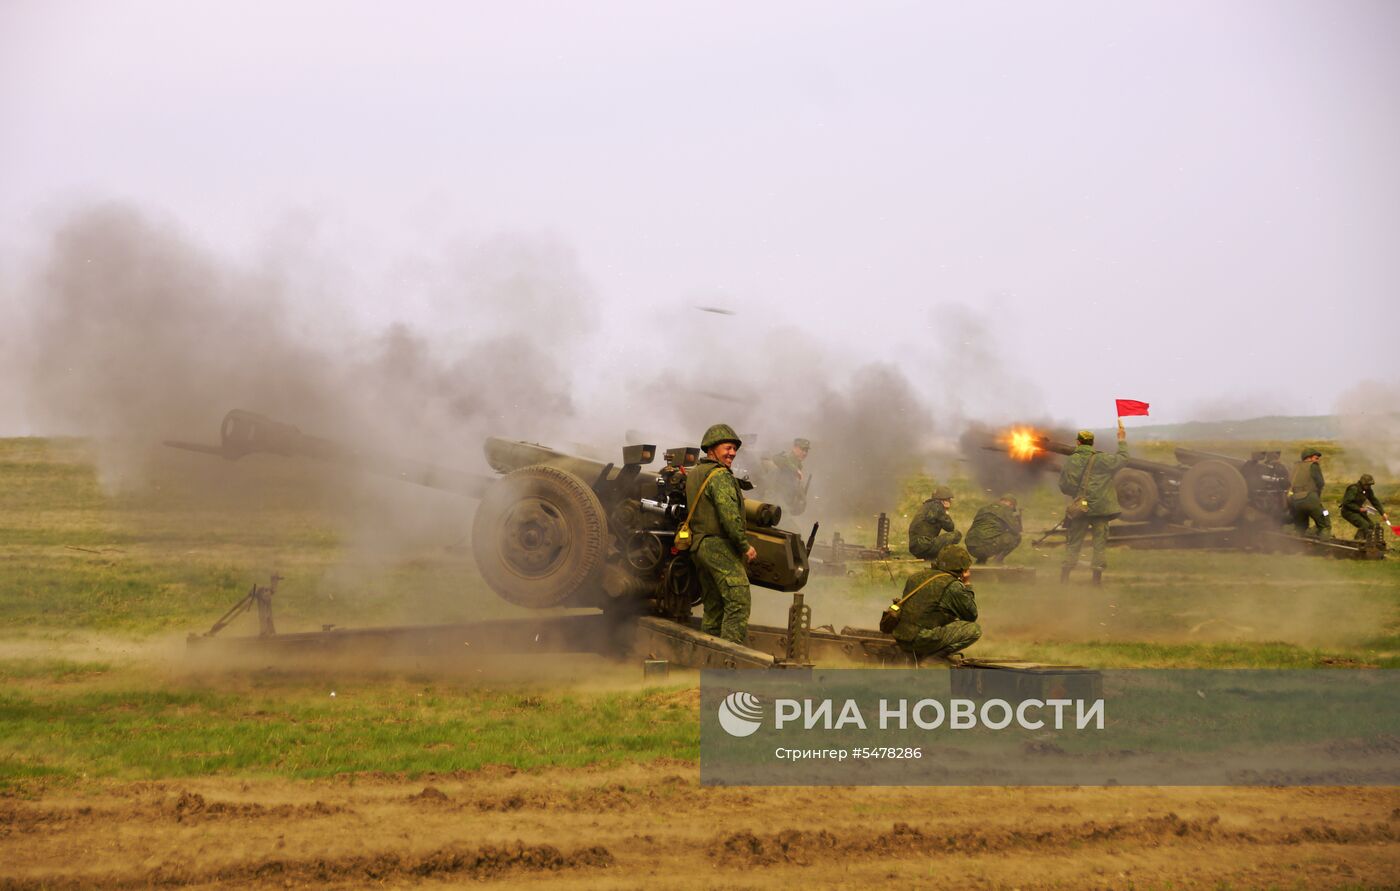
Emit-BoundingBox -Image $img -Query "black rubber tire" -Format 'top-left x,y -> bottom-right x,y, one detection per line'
471,465 -> 607,608
1114,469 -> 1160,523
1179,459 -> 1249,527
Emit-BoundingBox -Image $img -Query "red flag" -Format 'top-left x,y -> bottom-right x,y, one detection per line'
1115,399 -> 1150,418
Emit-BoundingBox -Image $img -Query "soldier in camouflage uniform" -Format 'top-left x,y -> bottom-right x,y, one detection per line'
1339,473 -> 1388,540
686,424 -> 757,645
1058,426 -> 1129,586
1287,447 -> 1331,539
965,494 -> 1023,564
760,437 -> 811,516
890,544 -> 981,664
908,486 -> 960,562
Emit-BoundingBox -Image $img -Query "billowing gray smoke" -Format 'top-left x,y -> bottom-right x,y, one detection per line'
14,203 -> 589,483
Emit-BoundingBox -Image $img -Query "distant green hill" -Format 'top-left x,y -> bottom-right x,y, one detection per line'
1091,414 -> 1398,442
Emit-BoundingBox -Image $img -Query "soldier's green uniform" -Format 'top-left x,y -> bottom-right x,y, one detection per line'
687,424 -> 752,644
890,544 -> 980,662
1058,431 -> 1130,575
965,496 -> 1023,564
1339,474 -> 1385,539
1287,448 -> 1330,538
762,439 -> 809,515
908,486 -> 960,562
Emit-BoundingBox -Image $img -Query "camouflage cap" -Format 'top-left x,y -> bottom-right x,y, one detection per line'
793,438 -> 812,450
935,543 -> 973,573
1077,430 -> 1095,444
701,423 -> 742,450
999,493 -> 1018,507
1301,447 -> 1322,460
1359,473 -> 1375,487
931,485 -> 954,501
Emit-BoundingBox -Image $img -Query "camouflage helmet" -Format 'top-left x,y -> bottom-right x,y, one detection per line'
931,485 -> 954,501
999,493 -> 1018,508
793,437 -> 812,450
935,543 -> 973,573
1359,473 -> 1375,487
1077,430 -> 1095,444
1301,447 -> 1322,460
701,423 -> 742,451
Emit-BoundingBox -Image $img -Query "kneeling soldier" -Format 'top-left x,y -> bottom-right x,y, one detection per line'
908,485 -> 961,563
965,494 -> 1023,564
890,544 -> 981,664
1340,473 -> 1388,541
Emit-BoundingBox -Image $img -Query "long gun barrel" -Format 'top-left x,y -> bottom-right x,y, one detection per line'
165,409 -> 490,498
1027,437 -> 1180,475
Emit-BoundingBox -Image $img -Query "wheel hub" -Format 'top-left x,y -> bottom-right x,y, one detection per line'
497,498 -> 572,578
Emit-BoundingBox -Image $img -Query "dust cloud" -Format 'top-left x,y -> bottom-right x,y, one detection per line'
1335,379 -> 1400,477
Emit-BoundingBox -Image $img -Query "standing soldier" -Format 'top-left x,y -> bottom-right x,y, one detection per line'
1339,473 -> 1388,541
1287,448 -> 1331,539
908,485 -> 961,563
965,494 -> 1023,564
761,437 -> 812,516
687,424 -> 757,645
1058,424 -> 1130,586
888,544 -> 981,664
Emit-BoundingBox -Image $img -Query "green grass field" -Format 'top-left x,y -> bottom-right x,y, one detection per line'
1,436 -> 1396,789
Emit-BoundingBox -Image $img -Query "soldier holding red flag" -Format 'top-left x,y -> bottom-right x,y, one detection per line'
1058,404 -> 1138,586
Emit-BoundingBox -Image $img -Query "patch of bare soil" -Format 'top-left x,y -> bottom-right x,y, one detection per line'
2,764 -> 1397,889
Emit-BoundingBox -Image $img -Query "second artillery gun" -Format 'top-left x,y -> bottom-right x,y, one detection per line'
168,410 -> 811,622
992,433 -> 1382,558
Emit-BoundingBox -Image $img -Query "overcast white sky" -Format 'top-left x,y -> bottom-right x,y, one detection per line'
2,0 -> 1397,433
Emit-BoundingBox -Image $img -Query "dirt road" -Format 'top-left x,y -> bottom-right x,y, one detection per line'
3,761 -> 1396,889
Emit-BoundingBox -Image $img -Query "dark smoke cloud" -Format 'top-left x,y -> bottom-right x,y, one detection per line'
795,364 -> 933,516
15,203 -> 591,483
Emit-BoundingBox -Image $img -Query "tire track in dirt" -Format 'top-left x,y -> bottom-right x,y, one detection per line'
0,842 -> 614,889
3,767 -> 1397,889
708,815 -> 1398,867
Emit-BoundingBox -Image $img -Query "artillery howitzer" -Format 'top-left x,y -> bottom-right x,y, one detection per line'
168,410 -> 811,621
169,411 -> 1101,688
989,434 -> 1382,558
1019,437 -> 1291,529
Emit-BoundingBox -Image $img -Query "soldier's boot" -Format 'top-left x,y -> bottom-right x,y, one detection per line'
1091,569 -> 1103,587
1059,566 -> 1071,584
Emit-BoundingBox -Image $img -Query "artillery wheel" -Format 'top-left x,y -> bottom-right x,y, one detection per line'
1114,469 -> 1160,523
472,465 -> 607,608
1179,459 -> 1249,527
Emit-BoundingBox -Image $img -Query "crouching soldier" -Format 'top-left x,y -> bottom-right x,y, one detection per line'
1340,474 -> 1388,543
889,544 -> 980,665
908,485 -> 961,563
965,494 -> 1023,564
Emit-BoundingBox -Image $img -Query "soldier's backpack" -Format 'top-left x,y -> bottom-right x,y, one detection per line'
673,465 -> 724,552
879,572 -> 950,634
1064,453 -> 1098,520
